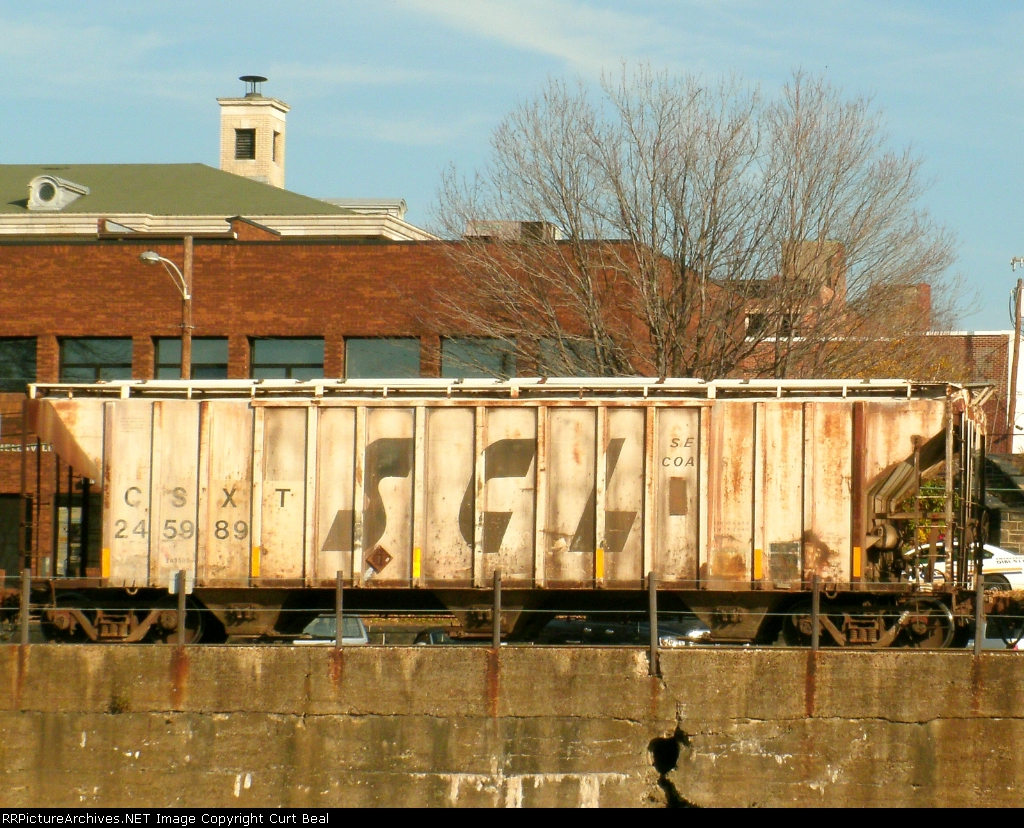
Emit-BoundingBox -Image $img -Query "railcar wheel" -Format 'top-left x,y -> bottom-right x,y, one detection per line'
41,593 -> 94,643
894,598 -> 954,649
148,597 -> 204,644
782,602 -> 814,646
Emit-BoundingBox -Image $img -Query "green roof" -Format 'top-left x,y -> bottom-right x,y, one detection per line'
0,164 -> 350,216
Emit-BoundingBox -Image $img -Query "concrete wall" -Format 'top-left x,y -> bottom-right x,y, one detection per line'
2,645 -> 1023,807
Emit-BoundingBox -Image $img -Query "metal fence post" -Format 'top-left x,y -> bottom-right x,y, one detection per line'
811,573 -> 820,652
492,569 -> 502,650
20,568 -> 30,646
974,568 -> 985,657
176,569 -> 187,646
335,571 -> 344,650
648,571 -> 659,677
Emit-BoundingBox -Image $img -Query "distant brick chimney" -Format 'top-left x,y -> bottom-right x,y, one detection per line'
218,75 -> 288,189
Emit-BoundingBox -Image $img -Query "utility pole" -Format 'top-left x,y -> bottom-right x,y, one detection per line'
1008,259 -> 1024,453
182,236 -> 194,380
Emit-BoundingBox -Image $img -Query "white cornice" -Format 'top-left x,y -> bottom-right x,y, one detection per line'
0,213 -> 437,241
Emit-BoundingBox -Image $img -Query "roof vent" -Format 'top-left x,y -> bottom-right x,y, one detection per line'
240,74 -> 267,98
27,175 -> 90,212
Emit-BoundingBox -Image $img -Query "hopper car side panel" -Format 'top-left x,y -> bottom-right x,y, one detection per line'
51,389 -> 962,597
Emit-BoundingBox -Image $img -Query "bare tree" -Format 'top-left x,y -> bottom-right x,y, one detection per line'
431,68 -> 964,380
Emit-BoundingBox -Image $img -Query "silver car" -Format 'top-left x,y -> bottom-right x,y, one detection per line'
292,614 -> 369,645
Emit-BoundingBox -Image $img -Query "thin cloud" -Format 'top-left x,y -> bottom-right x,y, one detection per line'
394,0 -> 674,73
312,111 -> 491,147
269,62 -> 450,88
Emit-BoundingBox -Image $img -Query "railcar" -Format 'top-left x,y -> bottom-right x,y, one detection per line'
8,378 -> 991,647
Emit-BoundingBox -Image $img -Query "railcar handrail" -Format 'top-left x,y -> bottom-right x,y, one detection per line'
28,377 -> 983,402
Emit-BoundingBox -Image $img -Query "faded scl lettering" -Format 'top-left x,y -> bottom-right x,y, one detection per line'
124,486 -> 142,507
171,486 -> 187,508
459,439 -> 535,554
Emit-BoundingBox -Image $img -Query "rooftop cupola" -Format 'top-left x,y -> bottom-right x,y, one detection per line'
217,75 -> 289,189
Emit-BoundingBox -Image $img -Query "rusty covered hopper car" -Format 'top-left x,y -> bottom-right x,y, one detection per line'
19,378 -> 988,647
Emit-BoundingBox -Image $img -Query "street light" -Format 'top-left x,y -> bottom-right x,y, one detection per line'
1009,258 -> 1024,453
141,246 -> 193,379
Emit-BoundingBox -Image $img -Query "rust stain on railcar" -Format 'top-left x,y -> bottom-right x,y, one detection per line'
656,407 -> 700,584
762,403 -> 804,587
151,400 -> 201,589
316,408 -> 356,582
604,409 -> 644,584
545,409 -> 596,585
707,402 -> 754,588
105,401 -> 154,587
424,408 -> 474,584
478,408 -> 536,584
199,402 -> 253,586
260,407 -> 307,581
362,408 -> 414,584
803,403 -> 851,583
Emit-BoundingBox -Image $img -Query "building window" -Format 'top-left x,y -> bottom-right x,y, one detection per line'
273,131 -> 281,162
745,313 -> 798,339
441,338 -> 515,379
235,129 -> 256,160
251,338 -> 324,380
537,338 -> 597,377
155,338 -> 229,379
345,338 -> 421,378
60,338 -> 132,382
0,338 -> 36,392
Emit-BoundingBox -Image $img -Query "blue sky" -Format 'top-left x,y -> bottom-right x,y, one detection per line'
2,1 -> 1022,329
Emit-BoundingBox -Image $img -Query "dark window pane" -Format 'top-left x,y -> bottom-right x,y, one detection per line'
253,338 -> 324,365
60,338 -> 133,382
290,366 -> 324,381
61,367 -> 97,383
235,129 -> 256,160
537,339 -> 597,377
192,365 -> 229,380
62,338 -> 132,365
156,337 -> 229,380
98,366 -> 133,381
250,338 -> 324,380
155,338 -> 182,365
441,338 -> 515,379
346,338 -> 421,378
252,366 -> 289,380
0,339 -> 36,392
192,338 -> 229,363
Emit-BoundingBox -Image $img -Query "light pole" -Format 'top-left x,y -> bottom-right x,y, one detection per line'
1008,258 -> 1024,452
141,237 -> 193,379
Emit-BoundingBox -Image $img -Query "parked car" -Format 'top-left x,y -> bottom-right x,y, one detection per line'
534,614 -> 711,647
967,617 -> 1024,651
292,614 -> 369,645
930,543 -> 1024,591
